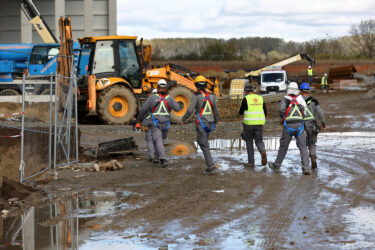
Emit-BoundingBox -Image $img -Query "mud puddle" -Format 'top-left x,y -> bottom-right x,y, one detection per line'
2,132 -> 375,249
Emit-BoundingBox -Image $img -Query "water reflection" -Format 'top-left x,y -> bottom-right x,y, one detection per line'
0,191 -> 132,250
208,137 -> 281,152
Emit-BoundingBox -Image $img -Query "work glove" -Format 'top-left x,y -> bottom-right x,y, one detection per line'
321,124 -> 326,131
135,123 -> 141,130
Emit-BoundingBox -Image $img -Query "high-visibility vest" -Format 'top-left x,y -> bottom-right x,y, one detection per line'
284,96 -> 303,121
321,76 -> 327,86
307,68 -> 313,76
243,94 -> 266,125
196,91 -> 215,132
304,99 -> 315,121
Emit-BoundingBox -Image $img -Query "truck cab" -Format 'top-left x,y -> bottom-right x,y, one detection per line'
260,67 -> 287,94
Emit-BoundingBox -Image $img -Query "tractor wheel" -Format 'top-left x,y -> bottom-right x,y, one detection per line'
169,86 -> 193,123
97,85 -> 137,125
0,89 -> 20,96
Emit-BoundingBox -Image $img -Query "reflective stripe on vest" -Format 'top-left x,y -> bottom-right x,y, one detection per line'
243,94 -> 265,125
196,91 -> 215,132
307,68 -> 313,76
152,94 -> 170,116
304,99 -> 315,121
321,76 -> 327,85
284,96 -> 303,121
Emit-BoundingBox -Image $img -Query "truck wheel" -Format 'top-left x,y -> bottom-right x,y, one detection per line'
0,89 -> 20,96
97,85 -> 137,125
169,86 -> 193,123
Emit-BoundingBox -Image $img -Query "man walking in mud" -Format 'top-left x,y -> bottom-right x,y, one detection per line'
268,82 -> 311,175
181,75 -> 220,174
136,80 -> 182,168
299,83 -> 326,169
238,84 -> 267,167
307,65 -> 313,84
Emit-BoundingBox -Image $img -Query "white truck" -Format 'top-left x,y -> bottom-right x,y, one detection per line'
260,67 -> 287,94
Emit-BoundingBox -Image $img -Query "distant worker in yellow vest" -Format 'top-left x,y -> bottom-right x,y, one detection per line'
321,73 -> 329,93
181,75 -> 220,174
238,84 -> 267,168
307,65 -> 313,84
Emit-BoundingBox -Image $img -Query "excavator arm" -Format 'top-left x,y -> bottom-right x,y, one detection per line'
244,53 -> 315,77
19,0 -> 58,43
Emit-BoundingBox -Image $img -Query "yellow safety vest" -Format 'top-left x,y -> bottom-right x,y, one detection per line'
243,94 -> 266,125
321,76 -> 327,86
304,99 -> 315,121
307,68 -> 313,76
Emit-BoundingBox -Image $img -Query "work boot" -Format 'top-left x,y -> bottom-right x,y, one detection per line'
261,152 -> 268,166
268,162 -> 280,172
205,166 -> 216,175
244,163 -> 255,168
302,167 -> 312,175
152,159 -> 160,164
159,159 -> 168,168
310,155 -> 317,169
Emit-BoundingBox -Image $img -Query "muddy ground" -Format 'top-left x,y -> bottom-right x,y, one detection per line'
1,89 -> 375,249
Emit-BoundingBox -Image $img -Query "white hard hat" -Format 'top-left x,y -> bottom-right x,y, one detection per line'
308,65 -> 311,68
324,73 -> 327,76
152,88 -> 157,93
157,79 -> 167,87
287,82 -> 299,95
288,82 -> 298,90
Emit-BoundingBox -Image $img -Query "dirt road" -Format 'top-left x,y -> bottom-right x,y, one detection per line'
1,90 -> 375,249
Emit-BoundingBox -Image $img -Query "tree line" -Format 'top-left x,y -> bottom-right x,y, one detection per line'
144,19 -> 375,61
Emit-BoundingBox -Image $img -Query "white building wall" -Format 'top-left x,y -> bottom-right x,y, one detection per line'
0,0 -> 116,43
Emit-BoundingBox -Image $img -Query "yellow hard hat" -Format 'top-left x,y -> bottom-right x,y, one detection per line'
194,75 -> 207,84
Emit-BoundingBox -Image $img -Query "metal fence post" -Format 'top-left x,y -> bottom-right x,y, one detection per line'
19,74 -> 26,183
48,74 -> 53,173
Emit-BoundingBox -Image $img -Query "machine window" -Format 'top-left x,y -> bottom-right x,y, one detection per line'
92,40 -> 115,74
118,41 -> 140,88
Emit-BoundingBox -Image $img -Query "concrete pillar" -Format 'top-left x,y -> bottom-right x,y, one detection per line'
55,0 -> 65,40
108,0 -> 117,35
84,0 -> 93,36
21,11 -> 32,43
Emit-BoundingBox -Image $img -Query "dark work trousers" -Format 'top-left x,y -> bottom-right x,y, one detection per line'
150,125 -> 168,161
196,124 -> 214,168
275,125 -> 310,170
308,75 -> 313,84
305,124 -> 317,156
145,128 -> 155,160
241,124 -> 266,165
320,85 -> 329,93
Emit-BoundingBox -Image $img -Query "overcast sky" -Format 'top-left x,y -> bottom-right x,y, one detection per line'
117,0 -> 375,42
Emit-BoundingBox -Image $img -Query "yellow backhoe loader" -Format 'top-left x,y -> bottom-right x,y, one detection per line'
77,36 -> 219,124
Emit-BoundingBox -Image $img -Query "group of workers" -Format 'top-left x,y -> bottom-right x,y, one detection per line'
307,66 -> 329,93
135,74 -> 326,175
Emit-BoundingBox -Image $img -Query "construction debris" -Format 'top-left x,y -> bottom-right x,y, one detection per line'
58,160 -> 124,172
96,137 -> 136,159
331,79 -> 358,90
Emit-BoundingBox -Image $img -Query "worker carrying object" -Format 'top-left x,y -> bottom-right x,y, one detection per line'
136,80 -> 182,168
307,65 -> 314,84
238,84 -> 268,168
181,75 -> 220,174
299,82 -> 326,169
321,73 -> 329,93
268,82 -> 311,175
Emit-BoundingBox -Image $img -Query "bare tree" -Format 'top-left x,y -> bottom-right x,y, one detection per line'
350,19 -> 375,58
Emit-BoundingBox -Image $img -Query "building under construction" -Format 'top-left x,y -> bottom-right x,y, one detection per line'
0,0 -> 117,43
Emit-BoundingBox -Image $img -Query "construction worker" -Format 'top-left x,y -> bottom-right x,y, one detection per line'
268,82 -> 311,175
321,73 -> 329,93
181,75 -> 220,174
307,65 -> 313,84
136,80 -> 181,168
238,84 -> 267,167
299,82 -> 326,169
140,88 -> 158,162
